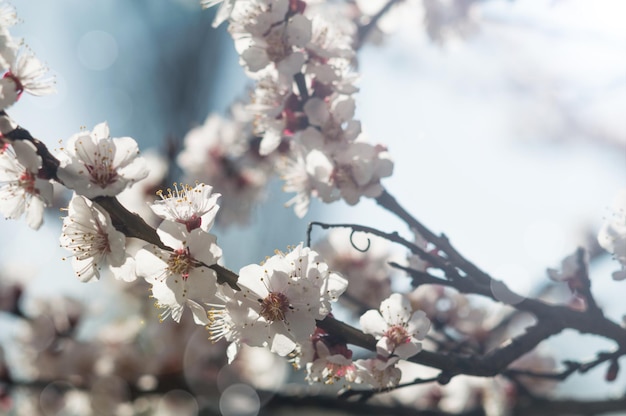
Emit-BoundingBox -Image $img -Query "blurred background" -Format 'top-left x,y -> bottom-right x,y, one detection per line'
0,0 -> 625,414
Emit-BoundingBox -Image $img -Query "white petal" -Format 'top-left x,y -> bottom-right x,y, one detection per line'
380,293 -> 411,325
241,46 -> 270,72
394,341 -> 421,359
407,310 -> 431,339
226,342 -> 240,364
157,221 -> 187,248
238,264 -> 269,298
24,194 -> 45,230
259,129 -> 282,156
286,14 -> 312,47
303,98 -> 329,127
276,51 -> 305,76
270,330 -> 297,356
360,309 -> 387,337
187,299 -> 210,325
375,337 -> 393,357
135,247 -> 168,281
108,255 -> 137,282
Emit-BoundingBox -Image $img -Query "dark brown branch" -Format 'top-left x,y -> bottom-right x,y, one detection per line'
395,263 -> 626,348
376,190 -> 492,285
505,348 -> 625,381
308,221 -> 456,277
572,247 -> 602,315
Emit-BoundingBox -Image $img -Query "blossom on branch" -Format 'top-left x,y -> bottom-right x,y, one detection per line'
333,142 -> 394,205
306,340 -> 356,385
57,122 -> 148,198
354,356 -> 402,389
150,182 -> 221,232
0,47 -> 55,110
177,112 -> 271,226
135,221 -> 222,323
299,326 -> 357,385
210,243 -> 347,358
214,0 -> 394,217
229,0 -> 311,76
313,228 -> 393,309
360,293 -> 430,359
0,140 -> 52,229
59,194 -> 134,283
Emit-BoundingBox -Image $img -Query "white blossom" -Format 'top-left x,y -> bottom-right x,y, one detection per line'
360,293 -> 430,359
306,340 -> 357,385
213,243 -> 347,358
314,228 -> 393,309
282,147 -> 338,217
0,3 -> 17,30
0,140 -> 52,229
57,122 -> 148,198
230,0 -> 311,77
177,112 -> 270,226
151,182 -> 221,232
354,356 -> 401,389
59,194 -> 134,283
0,48 -> 55,110
135,221 -> 222,323
333,142 -> 394,205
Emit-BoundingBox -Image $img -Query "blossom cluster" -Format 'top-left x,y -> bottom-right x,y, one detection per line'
46,120 -> 418,388
0,3 -> 55,229
177,107 -> 272,226
179,0 -> 394,221
0,3 -> 54,110
1,1 -> 623,413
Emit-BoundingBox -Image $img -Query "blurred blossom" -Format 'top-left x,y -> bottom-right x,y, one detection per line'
117,150 -> 168,226
313,228 -> 394,310
597,189 -> 626,280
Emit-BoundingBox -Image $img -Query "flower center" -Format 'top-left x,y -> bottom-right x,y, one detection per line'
3,72 -> 24,97
18,171 -> 37,195
384,325 -> 410,346
167,248 -> 193,279
85,152 -> 119,188
91,224 -> 111,256
260,292 -> 290,322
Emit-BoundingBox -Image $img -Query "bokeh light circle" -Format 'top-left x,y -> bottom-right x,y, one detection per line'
77,31 -> 118,71
39,381 -> 79,416
156,389 -> 199,416
219,383 -> 260,416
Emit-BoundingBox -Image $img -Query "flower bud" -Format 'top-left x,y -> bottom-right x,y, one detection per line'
605,360 -> 619,382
